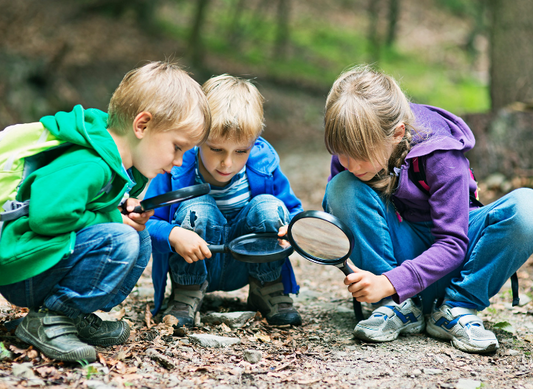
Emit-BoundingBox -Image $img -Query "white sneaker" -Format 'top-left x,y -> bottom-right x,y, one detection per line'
426,302 -> 499,354
353,298 -> 425,342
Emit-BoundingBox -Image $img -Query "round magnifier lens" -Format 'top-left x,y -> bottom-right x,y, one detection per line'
230,234 -> 288,256
289,214 -> 351,263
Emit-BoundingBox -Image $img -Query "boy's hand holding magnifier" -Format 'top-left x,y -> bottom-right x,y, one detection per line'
119,198 -> 154,231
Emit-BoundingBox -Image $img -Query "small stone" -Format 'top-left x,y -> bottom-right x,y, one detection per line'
203,311 -> 256,329
456,378 -> 482,389
188,334 -> 241,348
243,349 -> 262,363
423,368 -> 442,375
12,362 -> 35,378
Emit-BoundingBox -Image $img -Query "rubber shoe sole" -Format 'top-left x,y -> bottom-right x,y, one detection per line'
426,318 -> 498,353
353,298 -> 425,342
16,324 -> 96,363
426,304 -> 499,354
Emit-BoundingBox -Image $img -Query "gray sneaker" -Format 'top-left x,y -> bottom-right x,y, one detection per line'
247,277 -> 302,326
74,313 -> 130,347
354,298 -> 425,342
164,280 -> 208,328
426,302 -> 499,353
15,308 -> 96,362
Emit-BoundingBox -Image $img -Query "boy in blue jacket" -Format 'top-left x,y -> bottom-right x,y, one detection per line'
146,74 -> 303,327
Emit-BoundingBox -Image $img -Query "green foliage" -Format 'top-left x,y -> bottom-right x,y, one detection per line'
493,321 -> 515,333
0,342 -> 11,360
157,0 -> 489,114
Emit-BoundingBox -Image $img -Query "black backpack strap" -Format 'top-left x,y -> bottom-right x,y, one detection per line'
511,272 -> 520,306
410,157 -> 430,195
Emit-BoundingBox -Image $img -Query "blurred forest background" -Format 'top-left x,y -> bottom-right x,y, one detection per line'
1,0 -> 533,207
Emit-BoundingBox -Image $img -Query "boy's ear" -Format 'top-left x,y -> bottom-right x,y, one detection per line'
133,112 -> 153,139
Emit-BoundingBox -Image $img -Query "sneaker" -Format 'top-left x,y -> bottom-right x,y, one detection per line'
426,302 -> 499,354
164,280 -> 208,328
247,277 -> 302,326
353,298 -> 425,342
73,313 -> 130,347
15,308 -> 96,362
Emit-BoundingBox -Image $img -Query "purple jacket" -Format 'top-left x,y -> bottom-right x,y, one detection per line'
330,104 -> 480,302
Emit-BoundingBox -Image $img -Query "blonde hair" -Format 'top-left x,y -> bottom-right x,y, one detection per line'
202,74 -> 265,142
324,65 -> 415,197
108,61 -> 211,143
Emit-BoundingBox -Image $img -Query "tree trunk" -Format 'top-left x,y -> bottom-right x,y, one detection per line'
188,0 -> 211,69
227,0 -> 246,47
386,0 -> 399,47
367,0 -> 381,63
489,0 -> 533,111
273,0 -> 291,60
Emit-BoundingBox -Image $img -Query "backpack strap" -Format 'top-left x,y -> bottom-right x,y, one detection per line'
0,200 -> 30,222
411,157 -> 430,194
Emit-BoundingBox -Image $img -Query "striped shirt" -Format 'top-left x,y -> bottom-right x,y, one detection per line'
195,155 -> 251,220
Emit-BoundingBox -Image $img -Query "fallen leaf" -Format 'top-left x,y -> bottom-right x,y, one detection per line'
145,304 -> 153,329
254,333 -> 271,343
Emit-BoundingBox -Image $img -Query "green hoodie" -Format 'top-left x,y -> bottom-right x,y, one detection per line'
0,105 -> 148,285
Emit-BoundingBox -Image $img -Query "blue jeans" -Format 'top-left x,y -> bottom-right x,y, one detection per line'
169,194 -> 290,292
323,171 -> 533,313
0,223 -> 151,319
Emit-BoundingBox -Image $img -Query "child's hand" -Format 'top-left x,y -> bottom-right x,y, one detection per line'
344,263 -> 396,303
119,198 -> 154,231
169,227 -> 212,264
277,225 -> 291,249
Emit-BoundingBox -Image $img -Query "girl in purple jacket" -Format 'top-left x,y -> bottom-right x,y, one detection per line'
323,65 -> 533,354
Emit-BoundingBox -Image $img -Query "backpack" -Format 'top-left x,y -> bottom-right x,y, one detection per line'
0,122 -> 113,236
410,156 -> 520,306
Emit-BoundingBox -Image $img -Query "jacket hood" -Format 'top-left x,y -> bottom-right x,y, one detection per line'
407,104 -> 476,159
172,137 -> 280,180
40,105 -> 129,181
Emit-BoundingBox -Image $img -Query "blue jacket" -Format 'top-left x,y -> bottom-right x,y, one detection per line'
147,137 -> 303,314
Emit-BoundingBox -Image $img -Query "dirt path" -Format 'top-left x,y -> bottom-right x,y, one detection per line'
2,146 -> 533,389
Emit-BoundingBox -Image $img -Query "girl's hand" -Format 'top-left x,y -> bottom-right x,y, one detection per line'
119,198 -> 154,231
169,227 -> 212,264
344,263 -> 396,303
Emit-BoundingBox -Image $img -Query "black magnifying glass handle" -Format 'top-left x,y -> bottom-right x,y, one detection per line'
208,244 -> 227,254
336,262 -> 365,322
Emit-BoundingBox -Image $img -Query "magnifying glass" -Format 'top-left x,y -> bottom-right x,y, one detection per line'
207,210 -> 364,321
122,183 -> 211,214
209,232 -> 293,263
286,210 -> 364,321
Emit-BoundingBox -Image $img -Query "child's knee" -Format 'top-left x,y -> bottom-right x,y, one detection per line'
325,171 -> 381,212
506,188 -> 533,240
247,195 -> 290,226
174,195 -> 223,226
105,224 -> 142,260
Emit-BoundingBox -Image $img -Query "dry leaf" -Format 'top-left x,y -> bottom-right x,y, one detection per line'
163,314 -> 179,327
254,333 -> 271,343
144,304 -> 153,329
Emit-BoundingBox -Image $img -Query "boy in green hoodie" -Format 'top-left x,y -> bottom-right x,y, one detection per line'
0,61 -> 211,362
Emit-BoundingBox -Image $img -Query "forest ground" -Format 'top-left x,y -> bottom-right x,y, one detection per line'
1,1 -> 533,388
